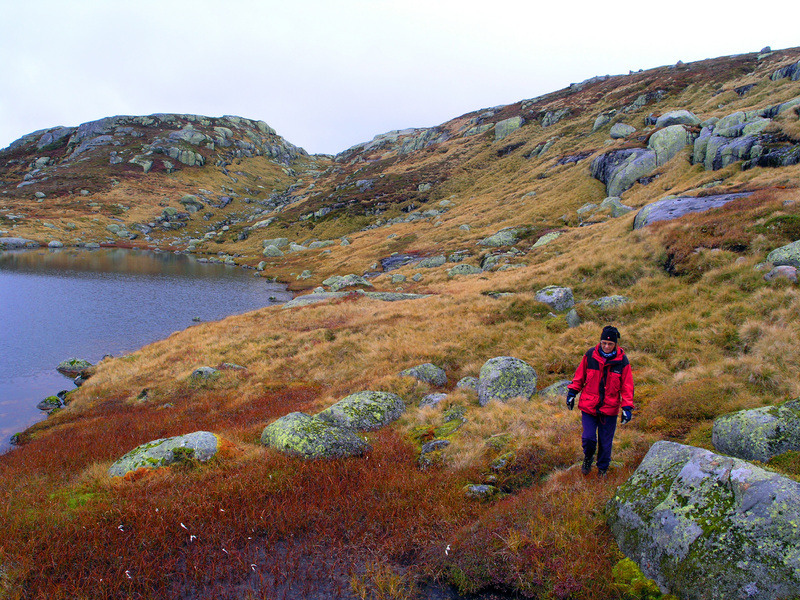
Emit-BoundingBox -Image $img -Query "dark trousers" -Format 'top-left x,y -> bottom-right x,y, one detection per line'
581,411 -> 617,471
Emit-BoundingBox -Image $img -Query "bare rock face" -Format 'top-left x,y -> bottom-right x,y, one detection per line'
607,441 -> 800,600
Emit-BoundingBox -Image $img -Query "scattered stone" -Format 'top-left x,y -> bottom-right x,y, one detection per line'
447,263 -> 482,277
463,484 -> 501,500
764,265 -> 798,283
477,356 -> 537,406
418,255 -> 446,268
479,228 -> 524,247
400,363 -> 447,387
47,240 -> 64,248
191,366 -> 220,380
566,309 -> 581,328
534,285 -> 574,312
610,123 -> 636,139
108,431 -> 221,477
317,391 -> 406,431
538,380 -> 571,402
261,412 -> 370,459
591,295 -> 630,309
456,376 -> 479,391
419,393 -> 448,408
607,440 -> 800,600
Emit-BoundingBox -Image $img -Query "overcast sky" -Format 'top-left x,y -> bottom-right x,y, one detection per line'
1,1 -> 796,156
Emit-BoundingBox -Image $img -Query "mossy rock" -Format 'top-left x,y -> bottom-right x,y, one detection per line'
712,398 -> 800,462
261,412 -> 370,459
400,363 -> 447,386
534,285 -> 574,312
56,358 -> 93,377
463,484 -> 501,501
317,391 -> 405,431
108,431 -> 220,477
36,396 -> 63,412
607,440 -> 800,600
477,356 -> 537,406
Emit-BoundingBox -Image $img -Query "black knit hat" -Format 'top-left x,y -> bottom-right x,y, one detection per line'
600,325 -> 620,343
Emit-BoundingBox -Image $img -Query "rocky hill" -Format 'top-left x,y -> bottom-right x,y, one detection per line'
2,46 -> 800,600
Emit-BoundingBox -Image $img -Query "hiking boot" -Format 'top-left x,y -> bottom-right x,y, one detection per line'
598,468 -> 608,478
581,455 -> 593,475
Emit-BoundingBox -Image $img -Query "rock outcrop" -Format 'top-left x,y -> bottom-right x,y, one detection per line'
607,440 -> 800,600
712,399 -> 800,462
633,193 -> 752,229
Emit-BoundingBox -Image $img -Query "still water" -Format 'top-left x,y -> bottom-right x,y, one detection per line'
0,248 -> 292,452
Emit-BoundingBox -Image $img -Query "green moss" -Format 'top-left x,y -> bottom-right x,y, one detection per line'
612,558 -> 671,599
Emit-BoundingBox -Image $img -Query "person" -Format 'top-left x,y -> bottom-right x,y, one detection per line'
565,325 -> 634,477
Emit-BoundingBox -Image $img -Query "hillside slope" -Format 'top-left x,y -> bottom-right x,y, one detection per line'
1,47 -> 800,599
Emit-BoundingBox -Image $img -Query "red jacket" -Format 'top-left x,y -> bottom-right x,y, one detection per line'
568,345 -> 634,416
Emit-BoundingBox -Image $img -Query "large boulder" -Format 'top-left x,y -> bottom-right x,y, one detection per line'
479,228 -> 524,247
766,240 -> 800,268
607,441 -> 800,600
108,431 -> 221,477
400,363 -> 448,386
477,356 -> 537,406
654,110 -> 701,128
534,285 -> 574,311
712,399 -> 800,462
609,122 -> 636,139
494,116 -> 525,141
648,124 -> 695,166
633,193 -> 752,229
591,148 -> 657,197
261,412 -> 370,459
317,391 -> 406,431
323,274 -> 373,292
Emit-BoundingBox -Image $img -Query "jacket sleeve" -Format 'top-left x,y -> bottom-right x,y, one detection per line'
620,363 -> 634,408
568,353 -> 588,393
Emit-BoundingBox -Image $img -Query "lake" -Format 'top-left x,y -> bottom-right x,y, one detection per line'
0,248 -> 292,453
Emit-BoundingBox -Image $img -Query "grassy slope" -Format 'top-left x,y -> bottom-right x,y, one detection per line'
2,49 -> 800,599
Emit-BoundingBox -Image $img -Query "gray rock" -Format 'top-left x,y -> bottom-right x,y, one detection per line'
477,356 -> 537,406
456,376 -> 479,391
261,412 -> 370,459
364,292 -> 431,302
283,292 -> 352,308
712,399 -> 800,462
654,110 -> 701,128
591,295 -> 630,309
566,309 -> 581,328
648,124 -> 695,166
47,240 -> 64,248
0,237 -> 40,249
479,228 -> 523,247
764,265 -> 798,283
591,148 -> 657,197
447,263 -> 482,277
400,363 -> 447,387
534,285 -> 574,312
179,195 -> 205,213
262,238 -> 290,248
108,431 -> 221,477
317,391 -> 405,431
633,193 -> 752,229
391,273 -> 406,284
323,274 -> 373,292
262,244 -> 284,257
531,231 -> 561,248
593,113 -> 613,132
56,358 -> 93,377
418,255 -> 447,268
419,393 -> 448,408
766,240 -> 800,268
541,108 -> 570,128
37,395 -> 63,412
191,366 -> 220,380
607,440 -> 800,600
494,116 -> 525,141
610,122 -> 636,139
538,380 -> 571,402
463,484 -> 501,500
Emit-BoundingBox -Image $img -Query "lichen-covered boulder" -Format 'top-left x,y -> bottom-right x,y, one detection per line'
447,263 -> 482,277
534,285 -> 574,312
108,431 -> 221,477
648,124 -> 695,166
418,255 -> 446,268
317,391 -> 405,431
607,440 -> 800,600
479,228 -> 524,247
323,274 -> 373,292
531,231 -> 561,248
419,393 -> 448,409
610,122 -> 636,139
262,244 -> 284,257
477,356 -> 537,406
766,240 -> 800,268
712,399 -> 800,462
494,116 -> 524,141
400,363 -> 448,386
36,395 -> 63,412
655,110 -> 701,128
590,148 -> 657,197
456,376 -> 479,391
56,358 -> 93,377
261,412 -> 370,459
191,366 -> 220,380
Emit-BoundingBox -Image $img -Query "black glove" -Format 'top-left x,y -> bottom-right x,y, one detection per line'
566,390 -> 576,411
621,406 -> 632,424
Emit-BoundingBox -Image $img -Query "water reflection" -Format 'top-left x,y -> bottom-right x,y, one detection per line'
0,248 -> 291,453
